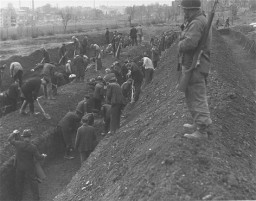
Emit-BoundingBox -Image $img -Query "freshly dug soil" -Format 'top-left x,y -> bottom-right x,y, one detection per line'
54,29 -> 256,201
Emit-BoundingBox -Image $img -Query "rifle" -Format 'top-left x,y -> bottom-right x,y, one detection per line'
176,0 -> 218,92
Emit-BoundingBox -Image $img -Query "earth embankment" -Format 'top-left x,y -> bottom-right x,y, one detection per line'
54,29 -> 256,201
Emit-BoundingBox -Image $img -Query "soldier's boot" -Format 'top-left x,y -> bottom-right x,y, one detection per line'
184,125 -> 208,139
183,123 -> 196,129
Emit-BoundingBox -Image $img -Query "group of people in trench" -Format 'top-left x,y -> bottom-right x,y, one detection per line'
5,0 -> 213,198
4,25 -> 176,201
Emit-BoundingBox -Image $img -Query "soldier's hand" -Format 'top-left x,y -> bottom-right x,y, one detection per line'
31,69 -> 35,72
42,153 -> 47,158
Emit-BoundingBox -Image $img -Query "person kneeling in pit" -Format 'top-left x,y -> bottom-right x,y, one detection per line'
75,113 -> 97,165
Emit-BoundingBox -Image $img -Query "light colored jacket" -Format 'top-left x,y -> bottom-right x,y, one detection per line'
143,57 -> 154,70
10,62 -> 23,77
178,10 -> 212,74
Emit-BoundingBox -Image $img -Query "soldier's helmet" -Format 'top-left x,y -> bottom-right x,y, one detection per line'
181,0 -> 201,9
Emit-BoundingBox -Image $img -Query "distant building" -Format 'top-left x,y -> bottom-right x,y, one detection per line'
0,8 -> 16,27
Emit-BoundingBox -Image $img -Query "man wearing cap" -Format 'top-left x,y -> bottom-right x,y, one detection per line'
75,114 -> 97,165
72,36 -> 81,56
106,77 -> 125,134
20,77 -> 47,115
90,44 -> 102,71
103,68 -> 116,83
40,48 -> 51,64
8,62 -> 24,87
31,62 -> 56,100
76,95 -> 94,116
8,129 -> 47,201
178,0 -> 212,139
93,76 -> 105,111
58,110 -> 83,159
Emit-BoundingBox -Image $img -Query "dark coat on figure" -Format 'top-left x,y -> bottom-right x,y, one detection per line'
106,82 -> 124,105
58,111 -> 81,133
21,77 -> 41,100
75,124 -> 97,152
8,133 -> 44,171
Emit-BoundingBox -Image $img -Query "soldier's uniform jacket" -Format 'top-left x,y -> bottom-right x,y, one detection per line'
75,124 -> 97,152
121,81 -> 132,98
8,133 -> 44,170
58,111 -> 81,133
178,10 -> 212,74
106,82 -> 124,105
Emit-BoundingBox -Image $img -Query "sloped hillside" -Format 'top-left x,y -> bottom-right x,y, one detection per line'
54,30 -> 256,201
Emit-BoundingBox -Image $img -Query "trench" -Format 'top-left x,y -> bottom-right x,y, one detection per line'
0,119 -> 105,201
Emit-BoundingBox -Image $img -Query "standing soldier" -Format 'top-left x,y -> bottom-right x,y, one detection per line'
73,54 -> 86,82
178,0 -> 212,139
130,26 -> 137,46
20,77 -> 46,115
72,36 -> 81,56
58,110 -> 83,159
31,63 -> 56,100
8,129 -> 47,201
151,44 -> 160,69
106,77 -> 125,134
105,28 -> 110,44
58,44 -> 67,65
75,114 -> 97,165
40,48 -> 51,64
81,35 -> 88,55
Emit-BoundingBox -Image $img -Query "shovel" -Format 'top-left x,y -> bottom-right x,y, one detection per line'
36,98 -> 51,119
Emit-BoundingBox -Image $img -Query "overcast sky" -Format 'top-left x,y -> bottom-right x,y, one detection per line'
0,0 -> 174,9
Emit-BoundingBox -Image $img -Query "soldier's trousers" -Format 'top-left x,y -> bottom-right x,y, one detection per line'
110,104 -> 122,133
15,167 -> 39,201
20,92 -> 34,113
185,69 -> 212,129
79,151 -> 91,164
134,81 -> 142,102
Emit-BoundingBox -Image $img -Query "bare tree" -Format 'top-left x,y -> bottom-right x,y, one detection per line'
58,7 -> 73,33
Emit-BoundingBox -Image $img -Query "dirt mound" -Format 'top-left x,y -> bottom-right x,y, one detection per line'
54,30 -> 256,201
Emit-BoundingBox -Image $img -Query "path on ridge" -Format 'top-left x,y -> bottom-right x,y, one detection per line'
222,34 -> 256,95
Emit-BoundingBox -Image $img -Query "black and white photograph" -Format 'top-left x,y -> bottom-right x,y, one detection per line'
0,0 -> 256,200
